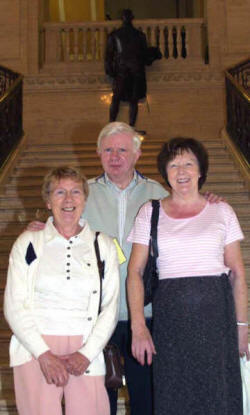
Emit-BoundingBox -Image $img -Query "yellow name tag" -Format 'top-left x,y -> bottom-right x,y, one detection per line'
113,238 -> 126,265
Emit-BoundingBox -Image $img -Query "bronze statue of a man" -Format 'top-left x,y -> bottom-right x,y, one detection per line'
105,9 -> 148,130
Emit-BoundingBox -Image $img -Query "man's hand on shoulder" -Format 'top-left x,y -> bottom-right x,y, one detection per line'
204,191 -> 225,204
27,221 -> 45,232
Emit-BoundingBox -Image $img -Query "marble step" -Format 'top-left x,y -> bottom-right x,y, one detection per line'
0,331 -> 11,360
20,145 -> 230,161
9,163 -> 239,179
15,152 -> 235,168
0,188 -> 248,211
0,223 -> 26,236
0,203 -> 248,225
1,186 -> 249,206
2,247 -> 250,274
22,144 -> 228,159
2,175 -> 246,198
0,315 -> 8,332
0,232 -> 247,252
6,171 -> 242,189
0,362 -> 13,391
0,389 -> 17,415
4,168 -> 243,188
0,233 -> 245,249
24,139 -> 227,151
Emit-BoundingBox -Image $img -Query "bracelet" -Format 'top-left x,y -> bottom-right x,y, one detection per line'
237,322 -> 249,327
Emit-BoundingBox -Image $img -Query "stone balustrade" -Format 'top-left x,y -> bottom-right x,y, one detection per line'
41,18 -> 205,70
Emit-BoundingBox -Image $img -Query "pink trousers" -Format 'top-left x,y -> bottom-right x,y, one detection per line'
13,335 -> 110,415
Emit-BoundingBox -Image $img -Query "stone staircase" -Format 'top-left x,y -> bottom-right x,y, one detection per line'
0,137 -> 249,414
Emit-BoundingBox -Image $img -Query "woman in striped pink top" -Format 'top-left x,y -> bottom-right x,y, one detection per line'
127,137 -> 248,415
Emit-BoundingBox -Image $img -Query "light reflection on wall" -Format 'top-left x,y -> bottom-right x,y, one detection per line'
100,94 -> 151,107
100,93 -> 113,105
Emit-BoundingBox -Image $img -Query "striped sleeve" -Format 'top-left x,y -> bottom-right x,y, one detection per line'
223,203 -> 244,245
127,201 -> 152,246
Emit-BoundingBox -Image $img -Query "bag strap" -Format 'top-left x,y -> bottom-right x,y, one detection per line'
150,199 -> 160,258
94,232 -> 105,314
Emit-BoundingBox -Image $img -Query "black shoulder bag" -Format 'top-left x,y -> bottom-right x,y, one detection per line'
94,232 -> 124,389
143,199 -> 160,306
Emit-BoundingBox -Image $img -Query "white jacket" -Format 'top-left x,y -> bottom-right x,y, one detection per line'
4,220 -> 120,376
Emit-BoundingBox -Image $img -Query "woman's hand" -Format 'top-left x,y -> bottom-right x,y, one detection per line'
131,324 -> 156,366
238,326 -> 250,360
60,352 -> 90,376
38,350 -> 69,386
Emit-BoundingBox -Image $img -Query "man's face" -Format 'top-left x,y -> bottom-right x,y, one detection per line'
98,133 -> 141,186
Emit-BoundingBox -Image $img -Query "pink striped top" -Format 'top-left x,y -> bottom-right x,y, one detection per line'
127,201 -> 244,279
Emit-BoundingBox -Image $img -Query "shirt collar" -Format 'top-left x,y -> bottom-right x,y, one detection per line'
44,216 -> 89,243
103,170 -> 138,191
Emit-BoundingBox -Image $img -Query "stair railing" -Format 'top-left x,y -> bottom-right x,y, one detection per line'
0,65 -> 23,169
225,58 -> 250,167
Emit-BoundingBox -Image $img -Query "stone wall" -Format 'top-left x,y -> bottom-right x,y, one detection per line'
0,0 -> 249,145
23,67 -> 224,143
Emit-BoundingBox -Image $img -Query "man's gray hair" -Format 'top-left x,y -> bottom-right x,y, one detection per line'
97,122 -> 142,151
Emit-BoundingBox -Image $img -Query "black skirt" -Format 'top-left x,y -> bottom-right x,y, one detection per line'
152,274 -> 243,415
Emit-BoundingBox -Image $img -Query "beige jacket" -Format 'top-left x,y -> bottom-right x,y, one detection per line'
4,220 -> 120,375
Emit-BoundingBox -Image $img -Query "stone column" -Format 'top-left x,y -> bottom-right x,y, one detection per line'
205,0 -> 227,68
27,0 -> 41,74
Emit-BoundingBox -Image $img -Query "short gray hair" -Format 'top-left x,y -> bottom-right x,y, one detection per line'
97,122 -> 142,151
42,166 -> 89,202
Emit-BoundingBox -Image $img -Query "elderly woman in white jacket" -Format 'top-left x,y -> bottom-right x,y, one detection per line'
4,166 -> 119,415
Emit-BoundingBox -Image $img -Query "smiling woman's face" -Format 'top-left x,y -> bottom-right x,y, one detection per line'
47,178 -> 86,231
166,150 -> 200,195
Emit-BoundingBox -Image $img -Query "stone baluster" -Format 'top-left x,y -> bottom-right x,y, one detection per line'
64,28 -> 71,62
158,24 -> 165,57
168,25 -> 174,60
95,29 -> 101,61
176,24 -> 182,59
73,27 -> 79,61
82,27 -> 87,61
182,25 -> 188,59
187,21 -> 203,63
152,23 -> 158,47
140,24 -> 147,39
99,27 -> 105,60
45,26 -> 59,63
42,18 -> 206,67
90,28 -> 96,61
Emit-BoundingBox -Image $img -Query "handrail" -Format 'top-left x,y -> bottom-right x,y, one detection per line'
0,73 -> 23,104
224,58 -> 250,168
0,64 -> 19,93
225,71 -> 250,103
0,65 -> 24,169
